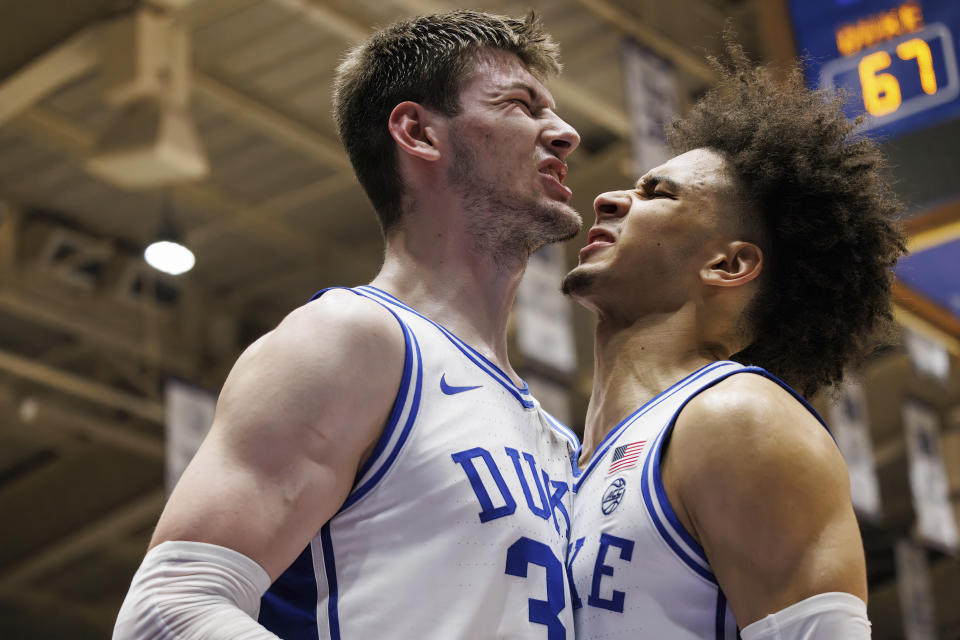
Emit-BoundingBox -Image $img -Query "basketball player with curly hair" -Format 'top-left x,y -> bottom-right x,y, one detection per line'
564,38 -> 905,639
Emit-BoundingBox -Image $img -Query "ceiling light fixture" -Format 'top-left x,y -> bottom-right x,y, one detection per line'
145,202 -> 195,276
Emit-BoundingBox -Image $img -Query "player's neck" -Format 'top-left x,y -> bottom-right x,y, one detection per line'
580,313 -> 722,467
372,229 -> 526,383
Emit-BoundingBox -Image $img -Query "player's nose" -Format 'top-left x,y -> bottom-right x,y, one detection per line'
594,191 -> 631,219
543,112 -> 581,161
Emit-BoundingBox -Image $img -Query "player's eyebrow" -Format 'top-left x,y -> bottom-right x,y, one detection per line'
503,81 -> 556,110
636,175 -> 681,194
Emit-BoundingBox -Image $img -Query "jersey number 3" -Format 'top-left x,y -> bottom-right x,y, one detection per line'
505,537 -> 566,639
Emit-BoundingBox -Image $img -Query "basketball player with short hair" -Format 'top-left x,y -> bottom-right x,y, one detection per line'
563,40 -> 905,639
114,11 -> 582,639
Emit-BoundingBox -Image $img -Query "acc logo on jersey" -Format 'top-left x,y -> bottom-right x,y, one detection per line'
601,477 -> 627,515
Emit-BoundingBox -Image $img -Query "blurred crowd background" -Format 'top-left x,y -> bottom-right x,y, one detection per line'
0,0 -> 958,637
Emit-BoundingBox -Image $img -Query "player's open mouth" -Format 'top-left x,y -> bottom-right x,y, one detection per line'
538,159 -> 572,201
538,158 -> 567,183
579,227 -> 616,260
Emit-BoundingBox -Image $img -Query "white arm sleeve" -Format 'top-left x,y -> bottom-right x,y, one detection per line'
113,540 -> 280,640
740,592 -> 871,640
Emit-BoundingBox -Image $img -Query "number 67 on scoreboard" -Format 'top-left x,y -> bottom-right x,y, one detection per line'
819,23 -> 959,131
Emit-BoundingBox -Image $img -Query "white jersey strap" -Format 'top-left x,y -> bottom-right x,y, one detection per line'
740,592 -> 871,640
308,286 -> 424,514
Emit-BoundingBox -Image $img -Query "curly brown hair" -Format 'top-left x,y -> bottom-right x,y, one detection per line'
667,35 -> 906,397
332,10 -> 561,233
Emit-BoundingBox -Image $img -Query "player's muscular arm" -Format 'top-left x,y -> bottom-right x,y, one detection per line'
150,290 -> 405,579
661,375 -> 867,629
114,292 -> 405,638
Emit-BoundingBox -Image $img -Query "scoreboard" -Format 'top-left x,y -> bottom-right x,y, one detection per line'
787,0 -> 960,138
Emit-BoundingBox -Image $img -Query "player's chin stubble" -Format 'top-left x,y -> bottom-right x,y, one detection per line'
448,133 -> 581,257
561,266 -> 595,296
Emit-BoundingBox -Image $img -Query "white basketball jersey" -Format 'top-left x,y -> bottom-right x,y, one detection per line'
569,361 -> 832,640
259,286 -> 581,640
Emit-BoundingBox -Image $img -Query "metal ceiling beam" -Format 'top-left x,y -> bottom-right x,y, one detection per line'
16,107 -> 321,257
549,77 -> 631,137
0,202 -> 19,281
173,176 -> 324,255
894,303 -> 960,355
272,0 -> 632,137
572,0 -> 716,86
754,0 -> 800,70
0,199 -> 199,379
0,25 -> 100,127
19,106 -> 368,298
0,586 -> 116,635
9,106 -> 365,373
0,489 -> 165,588
0,11 -> 356,196
37,339 -> 95,367
12,106 -> 358,339
270,0 -> 368,40
0,349 -> 165,423
0,12 -> 355,217
22,396 -> 165,459
191,71 -> 352,171
185,171 -> 357,247
180,0 -> 263,30
223,263 -> 320,308
0,287 -> 198,377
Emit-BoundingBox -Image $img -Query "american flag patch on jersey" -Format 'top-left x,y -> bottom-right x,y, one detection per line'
608,441 -> 646,475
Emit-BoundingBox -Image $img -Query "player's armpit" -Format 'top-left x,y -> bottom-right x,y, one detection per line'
662,373 -> 868,629
148,289 -> 407,580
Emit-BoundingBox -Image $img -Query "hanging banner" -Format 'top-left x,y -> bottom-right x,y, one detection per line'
515,243 -> 577,375
902,399 -> 959,551
164,378 -> 217,494
828,376 -> 882,520
942,428 -> 960,537
621,38 -> 678,177
904,328 -> 951,383
895,538 -> 938,640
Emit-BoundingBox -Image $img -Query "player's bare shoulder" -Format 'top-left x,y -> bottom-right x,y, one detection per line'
666,371 -> 856,586
149,290 -> 408,575
676,373 -> 840,476
214,289 -> 407,455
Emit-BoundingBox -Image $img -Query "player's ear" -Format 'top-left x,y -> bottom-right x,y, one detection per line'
700,241 -> 763,288
388,101 -> 442,162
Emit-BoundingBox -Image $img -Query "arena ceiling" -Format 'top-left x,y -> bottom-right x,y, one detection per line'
0,0 -> 957,638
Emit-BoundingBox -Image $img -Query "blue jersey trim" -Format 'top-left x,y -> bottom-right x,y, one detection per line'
340,320 -> 423,512
322,289 -> 416,483
642,365 -> 835,590
320,525 -> 340,640
640,424 -> 717,584
540,409 -> 581,456
258,545 -> 320,639
715,591 -> 727,640
307,287 -> 425,514
741,367 -> 833,439
357,286 -> 536,409
574,362 -> 738,492
359,286 -> 530,393
650,424 -> 713,569
349,304 -> 416,486
356,324 -> 414,481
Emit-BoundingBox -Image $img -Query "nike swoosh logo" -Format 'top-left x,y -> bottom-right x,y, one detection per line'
440,373 -> 482,395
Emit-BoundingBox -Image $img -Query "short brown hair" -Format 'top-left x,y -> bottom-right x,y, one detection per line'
332,10 -> 562,233
667,34 -> 906,397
